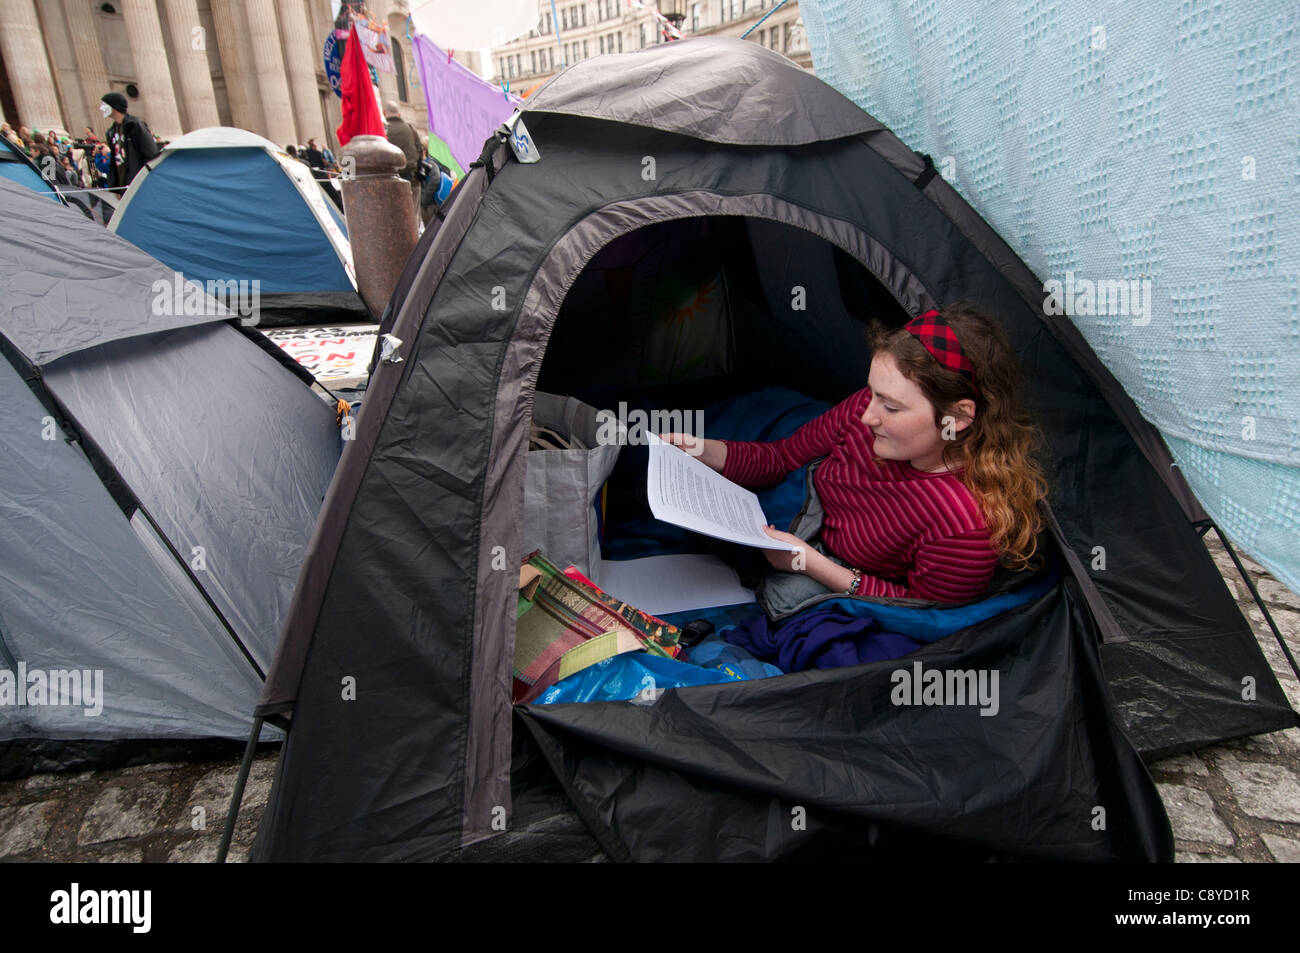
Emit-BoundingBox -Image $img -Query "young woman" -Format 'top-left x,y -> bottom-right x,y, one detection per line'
662,302 -> 1049,604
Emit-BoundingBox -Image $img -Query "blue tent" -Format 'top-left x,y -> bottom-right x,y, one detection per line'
109,127 -> 366,326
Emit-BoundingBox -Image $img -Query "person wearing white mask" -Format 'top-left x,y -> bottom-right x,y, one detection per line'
100,92 -> 159,193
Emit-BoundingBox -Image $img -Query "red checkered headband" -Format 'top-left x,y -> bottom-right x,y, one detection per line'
904,309 -> 980,398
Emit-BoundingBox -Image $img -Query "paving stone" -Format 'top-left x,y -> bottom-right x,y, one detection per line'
1174,851 -> 1242,863
1255,578 -> 1300,611
1157,783 -> 1235,846
96,846 -> 144,863
77,781 -> 168,846
1274,728 -> 1300,758
22,774 -> 65,792
167,837 -> 219,864
175,759 -> 275,833
1246,606 -> 1300,646
1260,833 -> 1300,863
117,762 -> 185,776
23,770 -> 93,792
1226,728 -> 1300,760
1151,752 -> 1210,776
0,801 -> 61,857
166,835 -> 249,864
1216,756 -> 1300,824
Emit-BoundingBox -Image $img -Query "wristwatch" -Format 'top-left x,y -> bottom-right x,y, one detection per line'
846,568 -> 862,595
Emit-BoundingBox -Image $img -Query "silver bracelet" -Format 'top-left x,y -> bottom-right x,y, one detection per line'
846,568 -> 862,595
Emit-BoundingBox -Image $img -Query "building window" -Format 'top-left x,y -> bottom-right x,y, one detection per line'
580,5 -> 586,26
640,24 -> 646,47
583,39 -> 589,58
719,1 -> 725,22
393,40 -> 408,101
691,3 -> 699,31
617,31 -> 623,51
599,35 -> 605,53
561,8 -> 568,29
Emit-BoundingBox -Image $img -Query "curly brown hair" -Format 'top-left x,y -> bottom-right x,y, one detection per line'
870,301 -> 1050,572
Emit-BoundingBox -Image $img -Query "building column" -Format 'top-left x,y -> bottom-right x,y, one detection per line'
62,0 -> 112,136
119,0 -> 184,139
277,0 -> 326,145
209,0 -> 257,131
162,0 -> 220,130
244,0 -> 297,147
0,0 -> 64,131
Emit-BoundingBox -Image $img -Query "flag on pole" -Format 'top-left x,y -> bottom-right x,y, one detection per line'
354,16 -> 395,74
336,23 -> 386,147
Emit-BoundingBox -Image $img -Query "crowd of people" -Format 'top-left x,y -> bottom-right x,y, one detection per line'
5,91 -> 455,226
2,93 -> 170,195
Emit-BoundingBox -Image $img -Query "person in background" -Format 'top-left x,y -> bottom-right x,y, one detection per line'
302,138 -> 326,171
92,143 -> 112,189
383,100 -> 422,217
100,91 -> 159,192
285,144 -> 312,169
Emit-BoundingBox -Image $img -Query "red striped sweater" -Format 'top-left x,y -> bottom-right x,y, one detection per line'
721,387 -> 998,603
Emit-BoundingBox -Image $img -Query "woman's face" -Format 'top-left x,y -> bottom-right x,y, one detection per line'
861,353 -> 970,472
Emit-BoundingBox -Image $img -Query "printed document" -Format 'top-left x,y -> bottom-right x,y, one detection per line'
646,433 -> 800,551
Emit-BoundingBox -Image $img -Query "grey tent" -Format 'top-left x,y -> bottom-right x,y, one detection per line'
247,39 -> 1296,862
0,178 -> 340,775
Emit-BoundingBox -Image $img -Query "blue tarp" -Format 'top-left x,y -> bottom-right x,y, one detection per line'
800,0 -> 1300,598
113,149 -> 352,293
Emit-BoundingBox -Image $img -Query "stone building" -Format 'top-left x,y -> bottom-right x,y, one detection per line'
0,0 -> 434,149
489,0 -> 812,87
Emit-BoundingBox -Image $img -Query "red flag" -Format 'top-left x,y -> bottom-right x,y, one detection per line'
336,23 -> 385,147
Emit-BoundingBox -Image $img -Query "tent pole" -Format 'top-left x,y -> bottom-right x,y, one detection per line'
1206,522 -> 1300,683
216,715 -> 265,864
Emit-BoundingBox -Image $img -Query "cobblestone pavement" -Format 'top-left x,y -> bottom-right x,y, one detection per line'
0,533 -> 1296,863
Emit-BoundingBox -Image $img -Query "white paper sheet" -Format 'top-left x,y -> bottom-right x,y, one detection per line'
596,554 -> 756,615
646,433 -> 800,551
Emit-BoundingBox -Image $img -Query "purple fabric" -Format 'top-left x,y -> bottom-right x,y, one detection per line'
412,34 -> 522,172
724,604 -> 924,673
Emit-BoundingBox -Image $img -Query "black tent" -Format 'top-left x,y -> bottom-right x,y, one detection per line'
248,39 -> 1296,861
0,178 -> 340,776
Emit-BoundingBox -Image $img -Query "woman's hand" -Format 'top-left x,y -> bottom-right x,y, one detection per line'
657,432 -> 727,473
762,527 -> 860,592
760,526 -> 815,572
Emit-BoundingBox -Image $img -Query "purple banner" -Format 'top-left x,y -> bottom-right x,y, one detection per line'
412,33 -> 522,172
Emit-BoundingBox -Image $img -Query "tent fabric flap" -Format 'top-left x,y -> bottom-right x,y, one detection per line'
41,323 -> 341,671
522,37 -> 883,147
0,359 -> 264,762
517,577 -> 1174,862
0,179 -> 217,366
